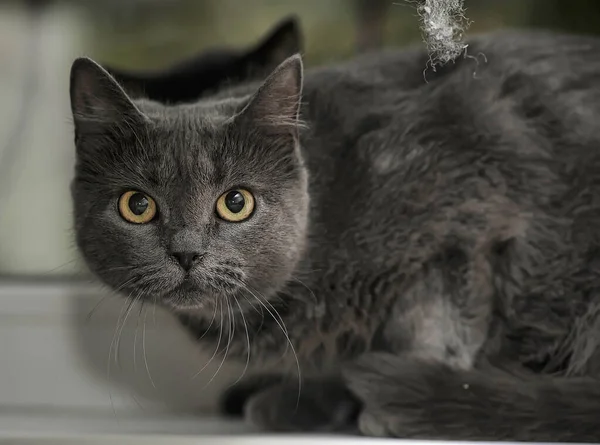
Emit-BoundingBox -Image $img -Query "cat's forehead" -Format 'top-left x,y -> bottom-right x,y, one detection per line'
135,96 -> 244,124
139,120 -> 220,183
120,100 -> 252,190
135,100 -> 230,150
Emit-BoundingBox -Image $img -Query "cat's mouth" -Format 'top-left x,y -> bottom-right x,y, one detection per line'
109,260 -> 247,312
161,278 -> 210,310
159,274 -> 241,311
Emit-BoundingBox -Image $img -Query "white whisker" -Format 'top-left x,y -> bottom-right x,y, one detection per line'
142,305 -> 156,388
291,276 -> 318,303
244,284 -> 302,409
107,296 -> 130,421
205,296 -> 234,388
114,296 -> 138,368
133,302 -> 144,372
197,301 -> 218,342
192,298 -> 223,379
86,294 -> 110,322
109,296 -> 130,375
230,294 -> 251,388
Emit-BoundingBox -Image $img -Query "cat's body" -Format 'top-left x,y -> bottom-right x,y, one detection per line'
104,16 -> 302,104
70,30 -> 600,441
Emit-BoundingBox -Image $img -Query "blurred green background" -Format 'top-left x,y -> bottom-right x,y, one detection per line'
72,0 -> 600,68
1,0 -> 600,278
58,0 -> 600,68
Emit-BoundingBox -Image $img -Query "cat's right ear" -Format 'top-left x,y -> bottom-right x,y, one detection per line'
235,54 -> 303,138
70,57 -> 147,131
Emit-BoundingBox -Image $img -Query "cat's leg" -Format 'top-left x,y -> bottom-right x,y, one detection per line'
241,246 -> 494,433
388,247 -> 493,369
342,353 -> 477,439
239,247 -> 494,435
344,248 -> 495,438
343,352 -> 600,442
242,376 -> 360,433
220,373 -> 284,417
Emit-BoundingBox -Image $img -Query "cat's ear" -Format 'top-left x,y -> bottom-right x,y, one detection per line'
248,16 -> 303,73
70,57 -> 147,129
236,54 -> 303,137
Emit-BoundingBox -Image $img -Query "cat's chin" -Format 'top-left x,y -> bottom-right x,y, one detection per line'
160,277 -> 233,312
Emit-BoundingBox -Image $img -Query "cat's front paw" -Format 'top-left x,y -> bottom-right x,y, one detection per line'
342,352 -> 479,439
220,374 -> 283,417
243,379 -> 360,433
341,352 -> 407,437
357,411 -> 393,437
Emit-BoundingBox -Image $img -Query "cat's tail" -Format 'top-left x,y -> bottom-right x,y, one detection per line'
343,352 -> 600,442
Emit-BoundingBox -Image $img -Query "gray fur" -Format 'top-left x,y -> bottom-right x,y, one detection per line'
70,30 -> 600,441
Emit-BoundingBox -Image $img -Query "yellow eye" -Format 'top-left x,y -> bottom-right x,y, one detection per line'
216,188 -> 255,222
118,191 -> 157,224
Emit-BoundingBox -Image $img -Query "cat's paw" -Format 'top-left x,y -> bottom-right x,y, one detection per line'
357,411 -> 393,437
341,352 -> 405,404
243,379 -> 360,433
342,352 -> 486,439
340,352 -> 404,437
219,374 -> 283,417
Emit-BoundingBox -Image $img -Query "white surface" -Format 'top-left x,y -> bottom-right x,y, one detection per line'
0,410 -> 253,437
0,280 -> 246,412
0,433 -> 391,445
0,259 -> 370,444
0,280 -> 359,442
0,409 -> 385,444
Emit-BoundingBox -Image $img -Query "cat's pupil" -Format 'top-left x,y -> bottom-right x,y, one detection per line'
129,193 -> 149,215
225,191 -> 245,213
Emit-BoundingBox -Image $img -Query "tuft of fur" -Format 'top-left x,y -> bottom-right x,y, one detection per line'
412,0 -> 470,68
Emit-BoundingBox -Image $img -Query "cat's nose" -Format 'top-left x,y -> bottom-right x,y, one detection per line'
172,251 -> 205,272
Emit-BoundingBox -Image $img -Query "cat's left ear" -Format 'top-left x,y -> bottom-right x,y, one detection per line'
245,15 -> 303,74
70,57 -> 147,130
235,54 -> 303,138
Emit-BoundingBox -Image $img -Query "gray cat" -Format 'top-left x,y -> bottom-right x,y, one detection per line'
69,30 -> 600,441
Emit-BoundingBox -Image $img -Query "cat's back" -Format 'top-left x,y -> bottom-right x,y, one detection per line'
301,29 -> 600,186
300,30 -> 600,262
296,32 -> 600,364
302,30 -> 600,136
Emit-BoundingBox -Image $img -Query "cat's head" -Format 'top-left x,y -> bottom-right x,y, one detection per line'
69,54 -> 308,312
105,15 -> 303,103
